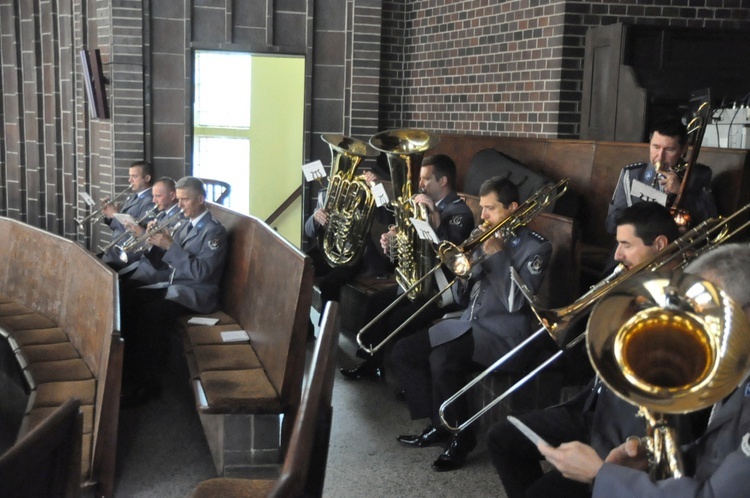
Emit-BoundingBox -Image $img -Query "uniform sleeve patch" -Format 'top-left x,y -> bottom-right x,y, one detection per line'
527,255 -> 544,275
449,215 -> 464,225
742,433 -> 750,457
208,238 -> 221,250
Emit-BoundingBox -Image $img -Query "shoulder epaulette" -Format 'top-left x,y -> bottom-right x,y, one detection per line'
623,162 -> 648,171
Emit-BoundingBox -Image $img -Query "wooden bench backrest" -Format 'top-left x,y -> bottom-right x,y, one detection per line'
0,218 -> 118,378
435,135 -> 750,247
207,204 -> 314,403
0,217 -> 119,489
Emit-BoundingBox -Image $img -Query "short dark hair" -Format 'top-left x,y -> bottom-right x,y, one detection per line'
423,154 -> 457,190
615,202 -> 679,245
130,160 -> 154,181
479,176 -> 520,207
154,176 -> 176,192
175,176 -> 207,197
650,119 -> 688,147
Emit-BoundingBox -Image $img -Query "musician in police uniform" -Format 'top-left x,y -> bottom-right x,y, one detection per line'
119,176 -> 227,407
100,160 -> 156,268
118,176 -> 181,279
391,176 -> 551,472
488,202 -> 681,498
535,243 -> 750,498
340,154 -> 475,381
605,118 -> 717,235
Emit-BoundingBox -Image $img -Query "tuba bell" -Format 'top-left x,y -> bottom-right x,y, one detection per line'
319,134 -> 380,267
369,129 -> 440,300
587,271 -> 750,480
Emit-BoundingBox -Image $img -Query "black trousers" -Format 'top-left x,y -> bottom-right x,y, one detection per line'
120,286 -> 192,387
487,406 -> 594,498
390,327 -> 477,430
359,284 -> 461,365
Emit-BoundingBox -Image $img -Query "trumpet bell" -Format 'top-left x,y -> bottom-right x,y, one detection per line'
587,271 -> 750,414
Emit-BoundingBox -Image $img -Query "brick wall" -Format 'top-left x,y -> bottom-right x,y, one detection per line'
378,0 -> 750,138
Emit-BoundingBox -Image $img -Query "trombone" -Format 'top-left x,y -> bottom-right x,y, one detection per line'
98,205 -> 158,254
356,178 -> 569,355
438,202 -> 750,433
76,186 -> 133,229
116,208 -> 184,263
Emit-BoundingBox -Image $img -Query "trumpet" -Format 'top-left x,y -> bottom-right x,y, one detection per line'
97,205 -> 158,253
356,178 -> 569,355
438,202 -> 750,433
76,186 -> 133,229
116,208 -> 184,263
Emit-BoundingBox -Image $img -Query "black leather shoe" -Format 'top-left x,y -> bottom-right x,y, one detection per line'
340,361 -> 383,381
397,425 -> 451,447
432,433 -> 477,471
120,383 -> 162,409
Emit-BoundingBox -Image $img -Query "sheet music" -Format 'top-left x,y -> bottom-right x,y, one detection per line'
79,191 -> 96,207
629,179 -> 668,206
302,160 -> 327,182
187,317 -> 220,326
371,183 -> 390,207
508,415 -> 549,446
221,330 -> 250,343
410,217 -> 440,243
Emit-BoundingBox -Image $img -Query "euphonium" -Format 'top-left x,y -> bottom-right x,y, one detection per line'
587,271 -> 750,480
319,134 -> 379,267
370,129 -> 440,300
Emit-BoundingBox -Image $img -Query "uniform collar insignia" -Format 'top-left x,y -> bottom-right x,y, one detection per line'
511,236 -> 521,247
644,169 -> 655,182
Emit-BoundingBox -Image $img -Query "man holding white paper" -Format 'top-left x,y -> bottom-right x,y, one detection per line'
100,160 -> 156,268
605,118 -> 717,234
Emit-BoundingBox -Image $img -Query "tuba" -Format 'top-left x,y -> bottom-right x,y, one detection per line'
369,129 -> 440,300
319,134 -> 379,267
587,271 -> 750,480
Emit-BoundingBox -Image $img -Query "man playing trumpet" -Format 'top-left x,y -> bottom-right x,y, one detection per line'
100,160 -> 156,268
119,176 -> 227,407
391,176 -> 551,471
118,177 -> 181,279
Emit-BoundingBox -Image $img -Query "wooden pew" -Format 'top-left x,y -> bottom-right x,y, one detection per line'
179,203 -> 314,476
189,301 -> 340,497
0,217 -> 122,497
0,398 -> 83,498
434,135 -> 750,250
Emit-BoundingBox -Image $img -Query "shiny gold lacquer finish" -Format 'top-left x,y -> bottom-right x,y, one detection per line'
437,202 -> 750,434
370,129 -> 441,299
319,134 -> 379,267
588,272 -> 750,480
359,179 -> 568,357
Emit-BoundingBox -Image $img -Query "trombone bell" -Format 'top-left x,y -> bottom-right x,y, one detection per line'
587,271 -> 750,414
